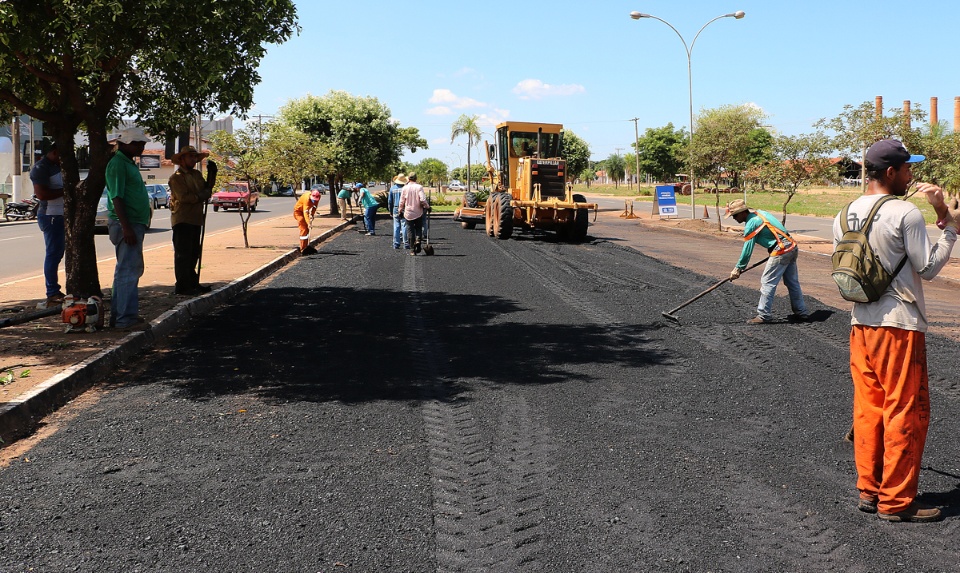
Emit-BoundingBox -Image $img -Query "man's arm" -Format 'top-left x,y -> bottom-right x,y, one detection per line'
33,182 -> 64,201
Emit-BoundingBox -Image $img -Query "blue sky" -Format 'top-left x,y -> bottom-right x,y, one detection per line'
248,0 -> 960,167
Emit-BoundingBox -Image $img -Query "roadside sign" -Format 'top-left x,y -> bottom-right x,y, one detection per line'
656,185 -> 677,218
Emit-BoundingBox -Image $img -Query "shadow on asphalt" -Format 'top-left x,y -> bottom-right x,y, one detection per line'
143,286 -> 669,404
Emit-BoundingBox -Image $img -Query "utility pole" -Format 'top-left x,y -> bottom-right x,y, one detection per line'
631,117 -> 641,190
615,147 -> 624,187
11,117 -> 21,201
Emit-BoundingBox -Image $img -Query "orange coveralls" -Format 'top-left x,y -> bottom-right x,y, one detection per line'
293,193 -> 318,250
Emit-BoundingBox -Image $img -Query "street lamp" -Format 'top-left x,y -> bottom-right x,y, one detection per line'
629,9 -> 745,219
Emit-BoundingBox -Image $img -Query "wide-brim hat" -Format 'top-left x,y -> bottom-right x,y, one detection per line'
171,145 -> 210,165
110,126 -> 150,143
724,199 -> 749,218
393,173 -> 408,185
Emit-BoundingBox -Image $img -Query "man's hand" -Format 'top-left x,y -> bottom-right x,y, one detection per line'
729,268 -> 741,281
122,224 -> 138,246
206,160 -> 218,189
940,197 -> 960,232
918,182 -> 948,221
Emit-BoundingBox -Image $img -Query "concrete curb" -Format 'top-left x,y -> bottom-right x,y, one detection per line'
0,218 -> 355,445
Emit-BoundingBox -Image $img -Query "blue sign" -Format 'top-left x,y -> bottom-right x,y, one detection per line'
655,185 -> 677,217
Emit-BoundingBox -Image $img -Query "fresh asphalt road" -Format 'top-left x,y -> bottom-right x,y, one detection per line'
3,215 -> 960,571
0,196 -> 300,286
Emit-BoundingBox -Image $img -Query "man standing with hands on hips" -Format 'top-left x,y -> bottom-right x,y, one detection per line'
106,127 -> 151,329
833,139 -> 959,523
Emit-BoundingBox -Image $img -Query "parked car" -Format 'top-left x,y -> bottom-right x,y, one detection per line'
448,180 -> 465,192
211,181 -> 260,212
146,183 -> 169,209
95,189 -> 153,233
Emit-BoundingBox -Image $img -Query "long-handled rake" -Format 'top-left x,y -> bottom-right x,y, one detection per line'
661,257 -> 769,324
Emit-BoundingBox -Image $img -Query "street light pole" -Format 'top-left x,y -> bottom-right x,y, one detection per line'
630,10 -> 745,219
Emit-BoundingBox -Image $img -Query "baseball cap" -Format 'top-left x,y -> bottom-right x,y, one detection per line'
864,139 -> 924,170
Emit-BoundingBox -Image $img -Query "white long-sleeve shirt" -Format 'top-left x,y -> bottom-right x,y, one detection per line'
833,194 -> 957,331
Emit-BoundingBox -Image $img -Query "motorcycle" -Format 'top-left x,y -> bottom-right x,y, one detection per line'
4,195 -> 40,221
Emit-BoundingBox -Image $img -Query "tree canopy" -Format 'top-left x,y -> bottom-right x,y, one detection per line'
633,123 -> 687,183
561,131 -> 591,183
0,0 -> 299,296
278,91 -> 425,215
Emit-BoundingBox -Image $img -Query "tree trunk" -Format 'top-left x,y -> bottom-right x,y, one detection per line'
60,123 -> 105,298
328,174 -> 339,217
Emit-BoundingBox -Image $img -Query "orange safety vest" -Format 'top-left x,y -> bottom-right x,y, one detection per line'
743,211 -> 797,257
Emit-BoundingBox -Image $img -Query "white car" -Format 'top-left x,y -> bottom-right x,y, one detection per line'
95,189 -> 153,233
448,180 -> 465,192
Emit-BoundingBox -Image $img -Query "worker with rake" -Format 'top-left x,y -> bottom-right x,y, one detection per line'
168,145 -> 216,296
725,198 -> 809,324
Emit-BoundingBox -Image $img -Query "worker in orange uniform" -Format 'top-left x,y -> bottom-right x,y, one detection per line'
294,190 -> 322,254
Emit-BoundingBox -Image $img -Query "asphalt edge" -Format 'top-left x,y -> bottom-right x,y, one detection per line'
0,218 -> 355,446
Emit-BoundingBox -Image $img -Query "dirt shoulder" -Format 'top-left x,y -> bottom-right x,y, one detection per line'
0,213 -> 348,406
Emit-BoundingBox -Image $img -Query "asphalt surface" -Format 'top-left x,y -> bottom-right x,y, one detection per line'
3,215 -> 960,572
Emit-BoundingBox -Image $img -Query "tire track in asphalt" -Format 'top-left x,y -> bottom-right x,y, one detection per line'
401,257 -> 517,571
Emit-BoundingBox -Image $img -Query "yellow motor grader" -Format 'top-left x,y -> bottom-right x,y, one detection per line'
453,121 -> 596,241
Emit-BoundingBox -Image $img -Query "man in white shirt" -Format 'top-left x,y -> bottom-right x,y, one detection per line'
29,143 -> 65,307
397,172 -> 428,255
833,139 -> 959,523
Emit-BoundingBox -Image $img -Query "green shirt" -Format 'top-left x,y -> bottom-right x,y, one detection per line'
106,151 -> 151,225
735,210 -> 793,269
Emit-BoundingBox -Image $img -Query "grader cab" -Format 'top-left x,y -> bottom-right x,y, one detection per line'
453,121 -> 596,242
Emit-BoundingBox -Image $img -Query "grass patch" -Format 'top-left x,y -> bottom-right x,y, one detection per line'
578,183 -> 946,224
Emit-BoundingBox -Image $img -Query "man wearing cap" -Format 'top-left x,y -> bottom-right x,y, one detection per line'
106,126 -> 151,329
293,189 -> 322,253
726,198 -> 809,324
832,139 -> 959,523
336,184 -> 352,221
29,143 -> 65,307
387,174 -> 408,249
397,172 -> 428,255
168,146 -> 216,295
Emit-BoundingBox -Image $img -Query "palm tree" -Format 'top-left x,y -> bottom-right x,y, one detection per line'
450,114 -> 482,191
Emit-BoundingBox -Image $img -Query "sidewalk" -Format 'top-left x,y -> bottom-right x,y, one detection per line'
0,213 -> 355,443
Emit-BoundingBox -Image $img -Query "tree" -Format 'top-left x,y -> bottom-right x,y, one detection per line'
815,100 -> 924,191
605,154 -> 626,188
414,158 -> 449,190
908,122 -> 960,197
623,153 -> 637,188
578,167 -> 596,187
689,104 -> 766,229
761,132 -> 837,224
278,91 -> 425,216
450,114 -> 482,191
562,131 -> 591,184
0,1 -> 298,297
633,123 -> 687,183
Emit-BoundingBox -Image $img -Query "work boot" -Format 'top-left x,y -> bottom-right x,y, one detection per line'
790,312 -> 811,322
413,239 -> 422,254
857,495 -> 878,514
746,316 -> 768,324
877,502 -> 942,523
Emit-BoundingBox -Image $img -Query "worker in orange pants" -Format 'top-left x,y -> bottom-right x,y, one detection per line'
294,190 -> 321,253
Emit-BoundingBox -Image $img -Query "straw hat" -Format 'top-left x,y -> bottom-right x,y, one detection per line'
392,173 -> 408,185
171,145 -> 210,166
724,199 -> 749,218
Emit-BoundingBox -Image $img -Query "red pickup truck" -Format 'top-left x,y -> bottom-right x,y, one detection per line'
212,181 -> 260,212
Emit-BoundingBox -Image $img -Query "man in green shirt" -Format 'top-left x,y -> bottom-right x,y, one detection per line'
726,198 -> 809,324
106,126 -> 151,329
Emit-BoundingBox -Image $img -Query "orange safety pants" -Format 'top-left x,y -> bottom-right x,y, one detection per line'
294,211 -> 310,251
850,325 -> 929,514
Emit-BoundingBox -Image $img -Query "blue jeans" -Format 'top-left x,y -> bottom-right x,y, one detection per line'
364,205 -> 378,234
757,248 -> 807,320
393,212 -> 405,247
107,220 -> 146,327
37,214 -> 65,297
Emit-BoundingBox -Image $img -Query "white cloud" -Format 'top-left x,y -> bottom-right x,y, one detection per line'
512,79 -> 585,100
477,110 -> 510,129
428,88 -> 487,109
425,106 -> 452,116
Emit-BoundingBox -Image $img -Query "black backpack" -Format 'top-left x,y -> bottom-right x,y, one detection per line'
832,195 -> 908,303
